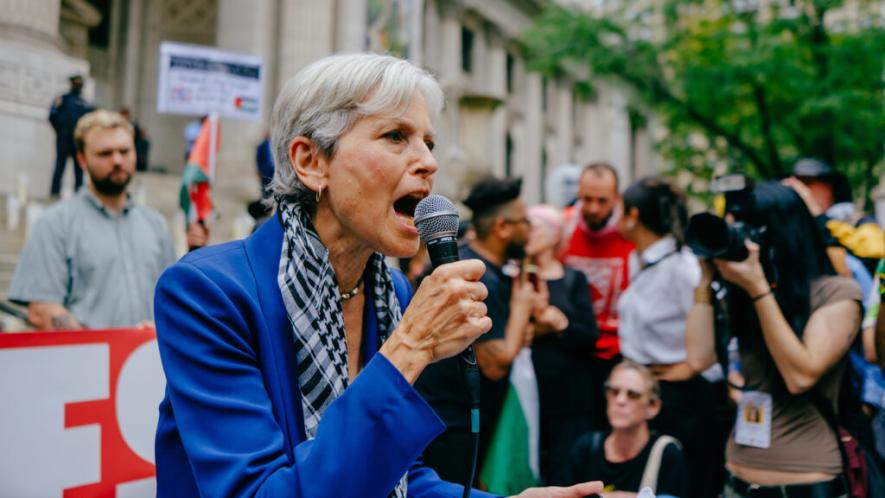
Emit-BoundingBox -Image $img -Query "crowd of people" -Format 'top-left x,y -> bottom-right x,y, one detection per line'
412,163 -> 885,498
6,53 -> 885,498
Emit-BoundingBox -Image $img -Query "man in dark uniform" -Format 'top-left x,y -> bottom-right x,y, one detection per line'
49,75 -> 93,197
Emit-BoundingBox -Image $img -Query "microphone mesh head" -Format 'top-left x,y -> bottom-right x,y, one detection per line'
414,195 -> 460,242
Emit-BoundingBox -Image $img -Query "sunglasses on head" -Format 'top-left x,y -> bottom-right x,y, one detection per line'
604,383 -> 645,401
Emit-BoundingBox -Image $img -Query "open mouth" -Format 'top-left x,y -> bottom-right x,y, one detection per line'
393,193 -> 425,226
393,194 -> 422,218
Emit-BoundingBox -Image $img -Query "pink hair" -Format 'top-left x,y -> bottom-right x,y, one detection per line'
527,204 -> 566,251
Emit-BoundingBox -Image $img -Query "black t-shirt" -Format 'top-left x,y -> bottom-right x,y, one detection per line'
560,431 -> 688,497
415,245 -> 512,458
531,267 -> 598,417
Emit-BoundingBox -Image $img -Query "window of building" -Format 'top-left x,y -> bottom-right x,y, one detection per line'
87,0 -> 112,48
461,27 -> 474,73
505,132 -> 514,177
506,52 -> 515,94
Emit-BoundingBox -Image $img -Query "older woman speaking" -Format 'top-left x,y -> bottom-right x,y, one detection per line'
153,54 -> 601,498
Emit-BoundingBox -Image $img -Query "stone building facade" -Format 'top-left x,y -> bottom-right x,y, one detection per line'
1,0 -> 648,207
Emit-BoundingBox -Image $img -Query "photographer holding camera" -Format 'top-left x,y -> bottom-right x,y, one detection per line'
684,179 -> 863,498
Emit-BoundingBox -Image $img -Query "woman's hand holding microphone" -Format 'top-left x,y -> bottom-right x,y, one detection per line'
380,260 -> 492,383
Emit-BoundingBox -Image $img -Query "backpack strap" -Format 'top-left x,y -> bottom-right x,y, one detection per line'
639,435 -> 681,492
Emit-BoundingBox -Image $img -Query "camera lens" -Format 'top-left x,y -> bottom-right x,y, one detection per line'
686,213 -> 749,261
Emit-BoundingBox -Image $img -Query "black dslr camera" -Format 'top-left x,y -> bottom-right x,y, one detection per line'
685,174 -> 767,261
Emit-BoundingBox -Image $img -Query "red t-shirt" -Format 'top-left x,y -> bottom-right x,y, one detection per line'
560,206 -> 635,360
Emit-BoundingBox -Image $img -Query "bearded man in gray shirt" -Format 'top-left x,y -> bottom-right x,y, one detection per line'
8,109 -> 176,330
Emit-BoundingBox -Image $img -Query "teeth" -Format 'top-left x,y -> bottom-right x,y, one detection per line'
395,212 -> 415,226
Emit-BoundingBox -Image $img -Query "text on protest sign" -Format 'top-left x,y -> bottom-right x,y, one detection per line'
0,329 -> 165,497
158,42 -> 264,121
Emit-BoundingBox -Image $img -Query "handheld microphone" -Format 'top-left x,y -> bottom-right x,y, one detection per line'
414,195 -> 481,497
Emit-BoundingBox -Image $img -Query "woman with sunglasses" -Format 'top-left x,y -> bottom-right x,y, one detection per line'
560,360 -> 688,497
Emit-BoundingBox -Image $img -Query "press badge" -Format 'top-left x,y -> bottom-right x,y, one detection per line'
734,391 -> 772,449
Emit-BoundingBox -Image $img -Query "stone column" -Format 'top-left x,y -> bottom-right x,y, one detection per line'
335,0 -> 368,53
436,6 -> 463,89
606,85 -> 632,183
277,0 -> 335,90
0,0 -> 62,49
522,72 -> 543,204
431,5 -> 467,199
0,0 -> 92,199
103,0 -> 126,106
408,0 -> 424,65
119,0 -> 143,109
482,30 -> 507,177
422,0 -> 442,75
549,82 -> 574,169
216,0 -> 277,184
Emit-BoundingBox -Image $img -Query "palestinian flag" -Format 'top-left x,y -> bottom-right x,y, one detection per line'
479,348 -> 540,495
180,116 -> 219,223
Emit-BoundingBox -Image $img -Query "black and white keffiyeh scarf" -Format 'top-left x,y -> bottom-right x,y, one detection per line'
277,199 -> 407,498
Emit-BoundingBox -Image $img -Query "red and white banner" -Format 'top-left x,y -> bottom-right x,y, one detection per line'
0,329 -> 164,497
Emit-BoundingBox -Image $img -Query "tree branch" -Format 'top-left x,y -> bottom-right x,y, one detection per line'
626,73 -> 775,177
752,82 -> 784,177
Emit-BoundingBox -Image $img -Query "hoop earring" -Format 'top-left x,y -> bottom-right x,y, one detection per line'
315,186 -> 323,203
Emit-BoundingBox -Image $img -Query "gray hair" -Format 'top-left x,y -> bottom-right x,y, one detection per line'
269,53 -> 445,210
609,359 -> 661,402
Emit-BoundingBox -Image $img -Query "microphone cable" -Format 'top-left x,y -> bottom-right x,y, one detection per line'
413,195 -> 481,498
461,350 -> 481,498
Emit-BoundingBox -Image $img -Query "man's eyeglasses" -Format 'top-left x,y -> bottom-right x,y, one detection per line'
604,383 -> 645,401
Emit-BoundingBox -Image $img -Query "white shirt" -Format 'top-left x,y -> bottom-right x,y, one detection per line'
617,235 -> 701,365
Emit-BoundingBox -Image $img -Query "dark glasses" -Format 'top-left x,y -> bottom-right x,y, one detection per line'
604,383 -> 645,401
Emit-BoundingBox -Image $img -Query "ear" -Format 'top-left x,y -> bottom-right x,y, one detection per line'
491,216 -> 511,239
627,206 -> 640,221
288,136 -> 328,193
646,397 -> 662,420
75,151 -> 87,170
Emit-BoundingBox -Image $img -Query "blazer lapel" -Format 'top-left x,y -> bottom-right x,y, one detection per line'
244,215 -> 308,449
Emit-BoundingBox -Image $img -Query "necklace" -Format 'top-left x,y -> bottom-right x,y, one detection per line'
340,275 -> 364,301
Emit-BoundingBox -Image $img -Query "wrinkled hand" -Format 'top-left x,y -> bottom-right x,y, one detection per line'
511,481 -> 605,498
782,177 -> 823,217
714,241 -> 769,297
394,259 -> 492,364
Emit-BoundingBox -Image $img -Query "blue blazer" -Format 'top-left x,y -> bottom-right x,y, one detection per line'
154,216 -> 498,497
